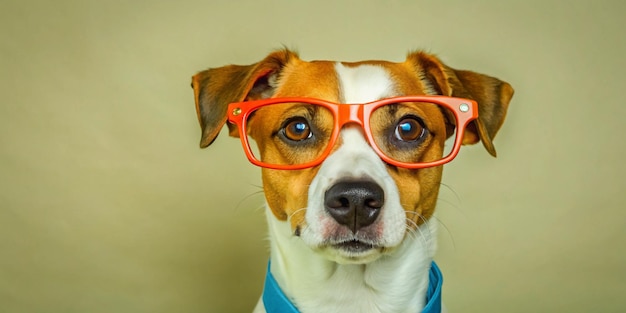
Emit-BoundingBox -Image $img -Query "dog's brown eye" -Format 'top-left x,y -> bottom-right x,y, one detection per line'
282,118 -> 312,141
394,117 -> 425,142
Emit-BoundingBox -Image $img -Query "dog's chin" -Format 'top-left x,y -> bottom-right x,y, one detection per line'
318,240 -> 386,264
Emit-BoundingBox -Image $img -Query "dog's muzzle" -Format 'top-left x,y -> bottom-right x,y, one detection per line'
324,180 -> 384,233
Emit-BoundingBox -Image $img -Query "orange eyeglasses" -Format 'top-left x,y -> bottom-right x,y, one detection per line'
227,96 -> 478,170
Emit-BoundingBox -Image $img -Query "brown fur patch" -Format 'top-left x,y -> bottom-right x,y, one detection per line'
254,60 -> 340,224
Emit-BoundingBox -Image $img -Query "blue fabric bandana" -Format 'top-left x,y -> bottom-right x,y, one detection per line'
262,261 -> 443,313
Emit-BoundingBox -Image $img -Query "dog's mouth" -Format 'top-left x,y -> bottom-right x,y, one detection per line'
332,239 -> 376,253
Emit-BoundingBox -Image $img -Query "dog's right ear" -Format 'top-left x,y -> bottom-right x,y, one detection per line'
191,49 -> 298,148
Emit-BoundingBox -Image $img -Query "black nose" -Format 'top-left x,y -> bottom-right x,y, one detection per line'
324,181 -> 384,233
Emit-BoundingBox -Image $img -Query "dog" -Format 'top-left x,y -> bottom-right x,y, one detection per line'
190,49 -> 513,313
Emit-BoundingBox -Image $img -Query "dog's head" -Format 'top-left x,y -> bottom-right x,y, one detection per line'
191,49 -> 513,264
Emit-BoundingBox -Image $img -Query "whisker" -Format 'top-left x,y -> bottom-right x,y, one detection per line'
438,182 -> 466,216
234,190 -> 266,212
413,222 -> 430,249
254,203 -> 266,213
435,197 -> 460,209
435,197 -> 466,218
404,216 -> 419,229
405,214 -> 432,250
417,214 -> 435,249
429,214 -> 456,251
404,211 -> 434,243
404,220 -> 420,242
404,210 -> 419,216
404,224 -> 419,241
439,182 -> 461,203
405,210 -> 437,253
288,207 -> 307,220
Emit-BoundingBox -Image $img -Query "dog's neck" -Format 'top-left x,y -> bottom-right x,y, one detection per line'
262,205 -> 438,313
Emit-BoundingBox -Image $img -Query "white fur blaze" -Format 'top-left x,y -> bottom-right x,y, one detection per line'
300,63 -> 405,262
334,63 -> 396,103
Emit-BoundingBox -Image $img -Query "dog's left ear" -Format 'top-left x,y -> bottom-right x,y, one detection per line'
191,49 -> 297,148
408,52 -> 514,157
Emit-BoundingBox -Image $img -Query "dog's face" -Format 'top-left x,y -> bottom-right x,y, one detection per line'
192,50 -> 513,264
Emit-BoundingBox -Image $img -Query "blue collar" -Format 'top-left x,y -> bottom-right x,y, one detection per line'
262,261 -> 443,313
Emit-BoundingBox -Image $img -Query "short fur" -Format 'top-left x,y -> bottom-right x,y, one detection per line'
190,49 -> 513,312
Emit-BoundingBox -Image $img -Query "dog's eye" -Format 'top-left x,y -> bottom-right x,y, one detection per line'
394,116 -> 425,142
282,118 -> 312,141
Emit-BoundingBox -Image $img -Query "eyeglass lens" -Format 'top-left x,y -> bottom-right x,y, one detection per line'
244,101 -> 457,167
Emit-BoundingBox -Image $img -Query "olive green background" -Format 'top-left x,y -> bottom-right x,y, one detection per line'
1,0 -> 625,312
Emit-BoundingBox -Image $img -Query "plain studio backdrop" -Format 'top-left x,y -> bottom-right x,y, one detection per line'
1,1 -> 625,312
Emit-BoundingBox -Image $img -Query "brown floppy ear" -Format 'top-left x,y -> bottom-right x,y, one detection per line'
191,49 -> 298,148
408,52 -> 514,157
